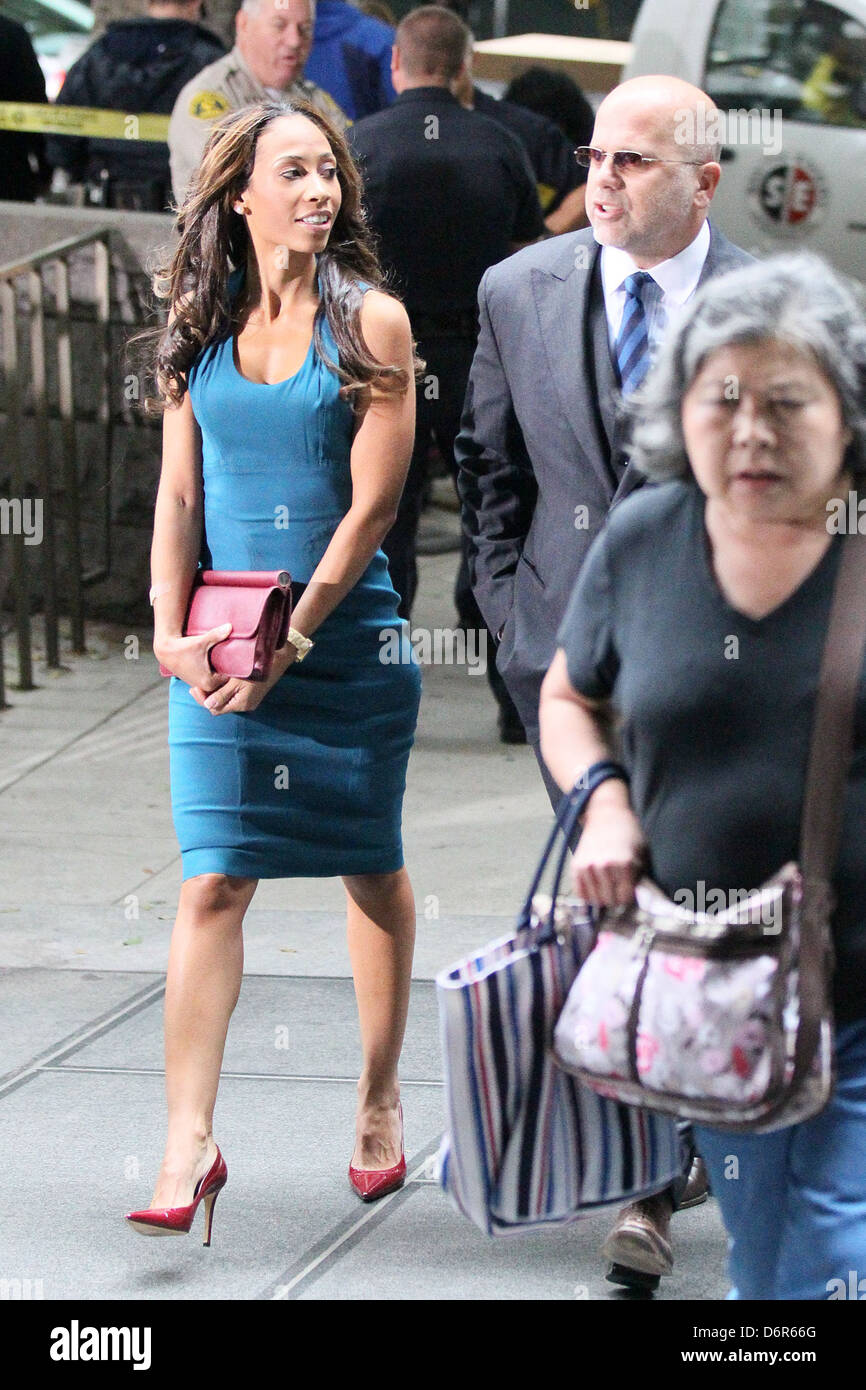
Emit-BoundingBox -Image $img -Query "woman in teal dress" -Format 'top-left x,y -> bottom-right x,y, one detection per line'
127,100 -> 423,1241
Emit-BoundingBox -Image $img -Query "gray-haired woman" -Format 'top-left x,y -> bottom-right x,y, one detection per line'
538,253 -> 866,1300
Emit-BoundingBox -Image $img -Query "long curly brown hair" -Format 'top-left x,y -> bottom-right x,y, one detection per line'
151,99 -> 422,407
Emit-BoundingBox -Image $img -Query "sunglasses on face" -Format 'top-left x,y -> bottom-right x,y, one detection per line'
575,147 -> 707,170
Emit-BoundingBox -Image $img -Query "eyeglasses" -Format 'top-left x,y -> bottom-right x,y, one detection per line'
575,147 -> 708,171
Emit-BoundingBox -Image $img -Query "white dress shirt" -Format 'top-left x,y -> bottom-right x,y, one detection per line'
599,219 -> 711,356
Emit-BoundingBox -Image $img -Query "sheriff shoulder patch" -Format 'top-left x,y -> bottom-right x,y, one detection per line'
189,91 -> 230,120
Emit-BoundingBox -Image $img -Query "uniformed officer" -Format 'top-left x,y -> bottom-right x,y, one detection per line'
469,87 -> 588,234
348,5 -> 544,740
450,59 -> 588,236
169,0 -> 347,203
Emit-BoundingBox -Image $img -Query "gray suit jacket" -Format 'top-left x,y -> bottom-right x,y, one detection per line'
455,223 -> 753,741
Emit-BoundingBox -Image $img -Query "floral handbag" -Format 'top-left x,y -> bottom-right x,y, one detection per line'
552,530 -> 866,1134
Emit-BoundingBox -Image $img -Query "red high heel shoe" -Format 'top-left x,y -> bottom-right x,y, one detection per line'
348,1102 -> 406,1202
126,1147 -> 227,1245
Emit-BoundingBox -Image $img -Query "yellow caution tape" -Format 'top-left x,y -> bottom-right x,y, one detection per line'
0,102 -> 169,143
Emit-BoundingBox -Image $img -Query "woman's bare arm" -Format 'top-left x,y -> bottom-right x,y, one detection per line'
287,290 -> 415,641
150,390 -> 231,692
539,648 -> 620,794
539,649 -> 646,905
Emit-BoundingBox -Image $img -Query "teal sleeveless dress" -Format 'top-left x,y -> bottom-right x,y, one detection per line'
168,283 -> 422,880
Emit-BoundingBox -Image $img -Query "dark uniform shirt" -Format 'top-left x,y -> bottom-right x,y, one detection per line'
349,86 -> 544,324
472,86 -> 586,217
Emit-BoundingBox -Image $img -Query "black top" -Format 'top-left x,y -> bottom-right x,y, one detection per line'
0,16 -> 48,202
557,479 -> 866,1024
349,87 -> 544,321
472,87 -> 586,216
48,18 -> 226,189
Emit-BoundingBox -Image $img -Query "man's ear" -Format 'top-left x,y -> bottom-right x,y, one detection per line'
695,162 -> 722,208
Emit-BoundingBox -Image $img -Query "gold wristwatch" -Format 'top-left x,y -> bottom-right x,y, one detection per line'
286,627 -> 314,662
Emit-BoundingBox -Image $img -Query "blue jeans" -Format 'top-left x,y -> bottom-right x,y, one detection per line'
694,1019 -> 866,1300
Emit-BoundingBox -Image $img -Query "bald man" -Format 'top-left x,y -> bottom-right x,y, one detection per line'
455,76 -> 753,1288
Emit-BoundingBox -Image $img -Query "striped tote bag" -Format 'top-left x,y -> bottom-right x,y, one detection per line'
435,777 -> 682,1236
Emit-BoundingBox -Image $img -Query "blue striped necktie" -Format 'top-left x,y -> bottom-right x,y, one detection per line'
615,271 -> 655,395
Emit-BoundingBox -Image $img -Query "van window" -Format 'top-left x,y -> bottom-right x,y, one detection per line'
705,0 -> 866,129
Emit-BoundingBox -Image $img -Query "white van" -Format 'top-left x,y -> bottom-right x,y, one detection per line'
624,0 -> 866,278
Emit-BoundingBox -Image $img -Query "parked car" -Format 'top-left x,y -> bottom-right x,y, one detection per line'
4,0 -> 94,101
625,0 -> 866,279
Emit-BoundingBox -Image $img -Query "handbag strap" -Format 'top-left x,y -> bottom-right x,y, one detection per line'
521,761 -> 626,942
800,528 -> 866,879
791,529 -> 866,1091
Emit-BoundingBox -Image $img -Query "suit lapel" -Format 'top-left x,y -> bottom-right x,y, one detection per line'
530,239 -> 618,499
698,226 -> 720,286
696,224 -> 744,284
589,259 -> 618,456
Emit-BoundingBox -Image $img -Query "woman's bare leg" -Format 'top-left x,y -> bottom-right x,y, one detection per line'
146,872 -> 257,1208
343,867 -> 416,1168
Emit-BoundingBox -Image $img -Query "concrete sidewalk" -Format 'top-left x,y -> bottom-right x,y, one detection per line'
0,545 -> 728,1301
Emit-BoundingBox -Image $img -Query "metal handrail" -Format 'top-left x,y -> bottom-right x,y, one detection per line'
0,227 -> 112,699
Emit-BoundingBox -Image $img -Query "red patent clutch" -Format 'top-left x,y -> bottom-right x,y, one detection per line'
158,570 -> 293,681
